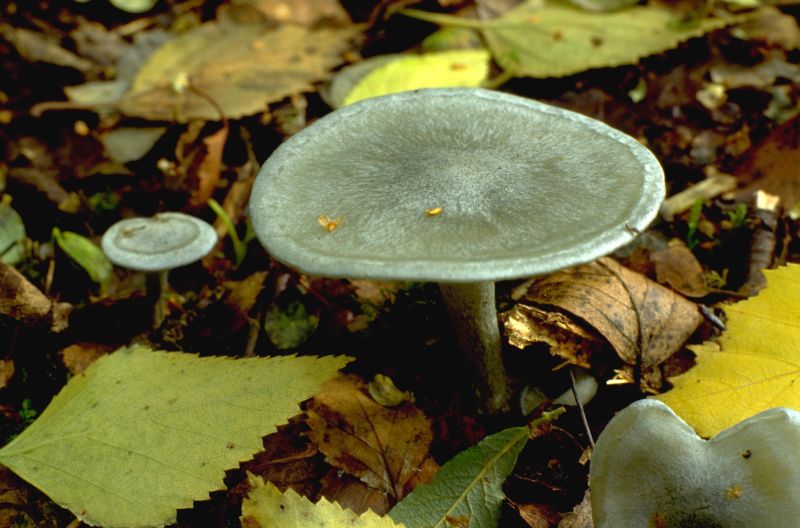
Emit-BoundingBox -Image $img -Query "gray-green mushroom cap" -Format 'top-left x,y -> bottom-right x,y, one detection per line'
101,212 -> 217,272
249,87 -> 664,283
590,399 -> 800,527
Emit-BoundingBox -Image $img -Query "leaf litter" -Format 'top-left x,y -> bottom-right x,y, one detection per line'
4,1 -> 800,527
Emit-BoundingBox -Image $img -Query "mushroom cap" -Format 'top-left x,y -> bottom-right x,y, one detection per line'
101,212 -> 217,272
590,399 -> 800,527
250,88 -> 664,282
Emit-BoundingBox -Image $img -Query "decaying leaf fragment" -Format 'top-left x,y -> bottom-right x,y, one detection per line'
0,262 -> 71,332
306,374 -> 438,500
656,264 -> 800,437
651,239 -> 710,298
514,258 -> 702,370
241,474 -> 405,528
502,304 -> 602,368
119,21 -> 358,121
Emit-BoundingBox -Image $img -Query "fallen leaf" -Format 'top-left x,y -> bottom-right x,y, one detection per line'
0,199 -> 26,265
241,475 -> 405,528
734,6 -> 800,49
59,342 -> 112,375
656,264 -> 800,437
521,258 -> 703,369
119,21 -> 357,121
651,239 -> 710,298
100,127 -> 166,164
0,24 -> 93,72
190,124 -> 229,207
389,410 -> 564,528
233,418 -> 321,503
502,303 -> 602,368
0,262 -> 71,332
734,113 -> 800,210
306,374 -> 437,500
224,271 -> 268,319
264,300 -> 319,350
429,1 -> 739,78
368,374 -> 414,407
0,466 -> 65,528
0,344 -> 350,527
0,360 -> 13,391
341,50 -> 490,106
52,228 -> 112,285
233,0 -> 350,25
318,470 -> 391,516
710,49 -> 800,89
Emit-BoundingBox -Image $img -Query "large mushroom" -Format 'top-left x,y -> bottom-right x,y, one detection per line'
249,88 -> 664,413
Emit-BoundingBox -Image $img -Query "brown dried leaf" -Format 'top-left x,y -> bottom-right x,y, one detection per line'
651,239 -> 710,298
502,304 -> 601,368
190,124 -> 229,207
734,113 -> 800,210
522,258 -> 702,368
119,22 -> 357,121
59,342 -> 112,375
224,271 -> 268,317
0,262 -> 71,332
306,374 -> 437,500
350,280 -> 400,306
235,418 -> 322,501
318,470 -> 391,516
0,361 -> 14,391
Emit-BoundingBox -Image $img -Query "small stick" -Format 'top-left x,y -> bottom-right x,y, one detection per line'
569,368 -> 595,449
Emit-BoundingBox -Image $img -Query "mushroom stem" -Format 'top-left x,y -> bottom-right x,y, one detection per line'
439,281 -> 510,413
145,270 -> 170,329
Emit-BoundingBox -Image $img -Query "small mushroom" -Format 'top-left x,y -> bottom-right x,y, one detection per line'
248,88 -> 664,413
590,399 -> 800,527
101,212 -> 217,327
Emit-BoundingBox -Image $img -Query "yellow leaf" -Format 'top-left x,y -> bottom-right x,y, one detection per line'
241,474 -> 405,528
0,345 -> 350,528
655,264 -> 800,437
342,50 -> 490,106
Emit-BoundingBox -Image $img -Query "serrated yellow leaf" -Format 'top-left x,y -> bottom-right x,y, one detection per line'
342,50 -> 490,106
655,264 -> 800,437
241,474 -> 405,528
0,345 -> 350,528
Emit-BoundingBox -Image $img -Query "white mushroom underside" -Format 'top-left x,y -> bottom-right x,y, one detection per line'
251,88 -> 664,282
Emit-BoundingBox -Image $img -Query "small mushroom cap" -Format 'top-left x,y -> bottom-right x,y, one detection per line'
101,212 -> 217,272
250,88 -> 664,282
590,399 -> 800,527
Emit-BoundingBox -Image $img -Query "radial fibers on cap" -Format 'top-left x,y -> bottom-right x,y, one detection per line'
101,212 -> 217,272
250,88 -> 665,283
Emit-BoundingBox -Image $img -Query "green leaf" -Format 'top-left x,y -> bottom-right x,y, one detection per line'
484,1 -> 739,77
342,50 -> 490,106
241,474 -> 406,528
0,345 -> 350,528
264,300 -> 319,350
52,228 -> 113,284
0,198 -> 25,265
404,1 -> 741,78
388,427 -> 529,528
